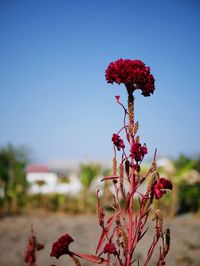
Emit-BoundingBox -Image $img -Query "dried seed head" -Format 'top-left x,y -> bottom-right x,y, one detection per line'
133,121 -> 139,135
117,227 -> 128,256
119,163 -> 124,178
116,212 -> 121,226
146,172 -> 156,197
155,209 -> 163,238
157,228 -> 171,265
96,204 -> 105,228
96,190 -> 105,227
128,93 -> 134,134
135,136 -> 140,143
165,228 -> 170,247
119,178 -> 126,199
113,157 -> 117,175
119,163 -> 126,198
151,160 -> 157,172
164,228 -> 170,256
125,159 -> 130,178
126,132 -> 130,143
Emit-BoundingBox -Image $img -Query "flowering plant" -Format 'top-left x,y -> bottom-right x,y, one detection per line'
24,227 -> 44,266
48,58 -> 172,266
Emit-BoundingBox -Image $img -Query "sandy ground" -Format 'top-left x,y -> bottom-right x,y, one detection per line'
0,211 -> 200,266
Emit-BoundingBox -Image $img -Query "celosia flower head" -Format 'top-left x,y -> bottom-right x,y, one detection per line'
105,58 -> 155,96
154,178 -> 173,199
103,243 -> 117,255
130,142 -> 148,162
50,234 -> 74,259
112,133 -> 125,151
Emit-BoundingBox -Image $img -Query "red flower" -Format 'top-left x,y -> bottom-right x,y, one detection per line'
24,236 -> 36,265
154,186 -> 166,199
50,234 -> 74,259
112,133 -> 125,151
130,143 -> 148,162
156,178 -> 173,190
103,243 -> 117,255
24,232 -> 44,266
154,178 -> 173,199
105,59 -> 155,97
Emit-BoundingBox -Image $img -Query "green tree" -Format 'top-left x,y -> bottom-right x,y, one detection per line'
0,144 -> 29,212
80,163 -> 100,190
174,154 -> 196,175
79,163 -> 100,212
192,156 -> 200,173
159,154 -> 198,217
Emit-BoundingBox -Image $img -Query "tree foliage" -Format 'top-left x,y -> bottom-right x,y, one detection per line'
0,144 -> 29,211
79,163 -> 100,190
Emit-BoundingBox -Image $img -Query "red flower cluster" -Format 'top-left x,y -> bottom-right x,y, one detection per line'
105,59 -> 155,96
130,142 -> 148,162
154,178 -> 173,199
112,133 -> 125,151
50,234 -> 74,259
103,243 -> 117,255
24,232 -> 44,266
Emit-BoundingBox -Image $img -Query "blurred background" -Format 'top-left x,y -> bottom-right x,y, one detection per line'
0,0 -> 200,265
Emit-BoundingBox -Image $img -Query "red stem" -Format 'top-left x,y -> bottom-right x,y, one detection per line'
127,169 -> 135,265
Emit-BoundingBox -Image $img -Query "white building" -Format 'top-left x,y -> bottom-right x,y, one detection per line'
26,164 -> 81,195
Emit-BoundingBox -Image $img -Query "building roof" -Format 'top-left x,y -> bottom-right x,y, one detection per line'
26,164 -> 49,173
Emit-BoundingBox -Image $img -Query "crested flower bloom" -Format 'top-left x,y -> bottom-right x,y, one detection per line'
50,234 -> 74,259
154,178 -> 173,199
103,243 -> 117,255
112,133 -> 125,151
105,58 -> 155,96
130,142 -> 148,162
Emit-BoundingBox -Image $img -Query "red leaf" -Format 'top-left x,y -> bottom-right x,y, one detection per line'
101,175 -> 119,182
74,252 -> 105,264
95,228 -> 108,255
96,211 -> 121,254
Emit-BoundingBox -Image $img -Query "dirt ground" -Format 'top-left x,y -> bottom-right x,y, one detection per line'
0,211 -> 200,266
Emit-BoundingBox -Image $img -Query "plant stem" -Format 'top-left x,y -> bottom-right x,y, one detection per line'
127,91 -> 135,266
127,91 -> 134,136
127,168 -> 135,265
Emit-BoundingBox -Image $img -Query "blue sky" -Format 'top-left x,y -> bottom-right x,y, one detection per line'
0,0 -> 200,163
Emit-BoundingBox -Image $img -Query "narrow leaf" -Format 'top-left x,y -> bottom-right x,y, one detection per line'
96,228 -> 108,254
96,211 -> 121,254
138,227 -> 149,241
101,175 -> 119,182
74,252 -> 105,264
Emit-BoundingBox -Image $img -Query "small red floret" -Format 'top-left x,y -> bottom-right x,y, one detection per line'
103,243 -> 117,255
154,178 -> 173,199
112,133 -> 125,151
130,142 -> 148,162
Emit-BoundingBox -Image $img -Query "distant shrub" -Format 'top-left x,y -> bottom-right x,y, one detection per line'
178,184 -> 200,214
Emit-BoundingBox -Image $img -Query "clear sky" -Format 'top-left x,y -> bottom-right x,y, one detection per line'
0,0 -> 200,163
